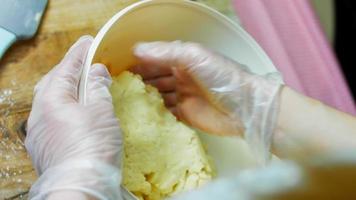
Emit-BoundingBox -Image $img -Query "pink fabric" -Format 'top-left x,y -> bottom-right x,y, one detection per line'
233,0 -> 356,115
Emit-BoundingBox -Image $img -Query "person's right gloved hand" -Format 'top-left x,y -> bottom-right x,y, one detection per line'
170,161 -> 301,200
133,41 -> 282,164
25,36 -> 122,200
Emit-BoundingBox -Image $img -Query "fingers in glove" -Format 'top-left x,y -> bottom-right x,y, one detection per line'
134,41 -> 212,70
162,92 -> 177,107
133,41 -> 234,91
130,65 -> 172,80
43,36 -> 93,104
168,107 -> 179,118
86,63 -> 113,105
145,76 -> 176,93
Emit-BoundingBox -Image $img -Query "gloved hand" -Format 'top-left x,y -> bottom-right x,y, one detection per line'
133,41 -> 282,163
25,36 -> 122,200
170,161 -> 301,200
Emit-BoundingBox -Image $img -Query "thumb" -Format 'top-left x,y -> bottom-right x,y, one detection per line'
86,63 -> 113,105
44,36 -> 93,104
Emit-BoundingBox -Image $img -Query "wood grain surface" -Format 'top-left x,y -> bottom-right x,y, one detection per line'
0,0 -> 234,199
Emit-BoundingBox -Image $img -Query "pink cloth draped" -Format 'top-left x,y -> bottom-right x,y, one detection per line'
233,0 -> 356,115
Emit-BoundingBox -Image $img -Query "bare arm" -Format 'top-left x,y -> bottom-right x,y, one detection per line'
273,86 -> 356,158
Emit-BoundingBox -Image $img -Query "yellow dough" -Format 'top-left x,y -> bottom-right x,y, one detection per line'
110,71 -> 214,200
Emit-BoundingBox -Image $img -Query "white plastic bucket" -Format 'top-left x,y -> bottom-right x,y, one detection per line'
79,0 -> 280,198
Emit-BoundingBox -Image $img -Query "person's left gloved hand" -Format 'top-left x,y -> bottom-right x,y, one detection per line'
25,36 -> 122,200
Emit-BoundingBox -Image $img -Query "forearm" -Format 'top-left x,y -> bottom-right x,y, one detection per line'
272,86 -> 356,158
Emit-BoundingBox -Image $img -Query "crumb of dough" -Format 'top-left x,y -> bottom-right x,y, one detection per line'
110,71 -> 214,200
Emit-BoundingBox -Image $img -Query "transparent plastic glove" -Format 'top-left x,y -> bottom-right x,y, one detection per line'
133,41 -> 282,164
169,161 -> 301,200
25,36 -> 122,200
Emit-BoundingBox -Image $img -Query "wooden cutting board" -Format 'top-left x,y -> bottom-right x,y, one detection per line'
0,0 -> 234,199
